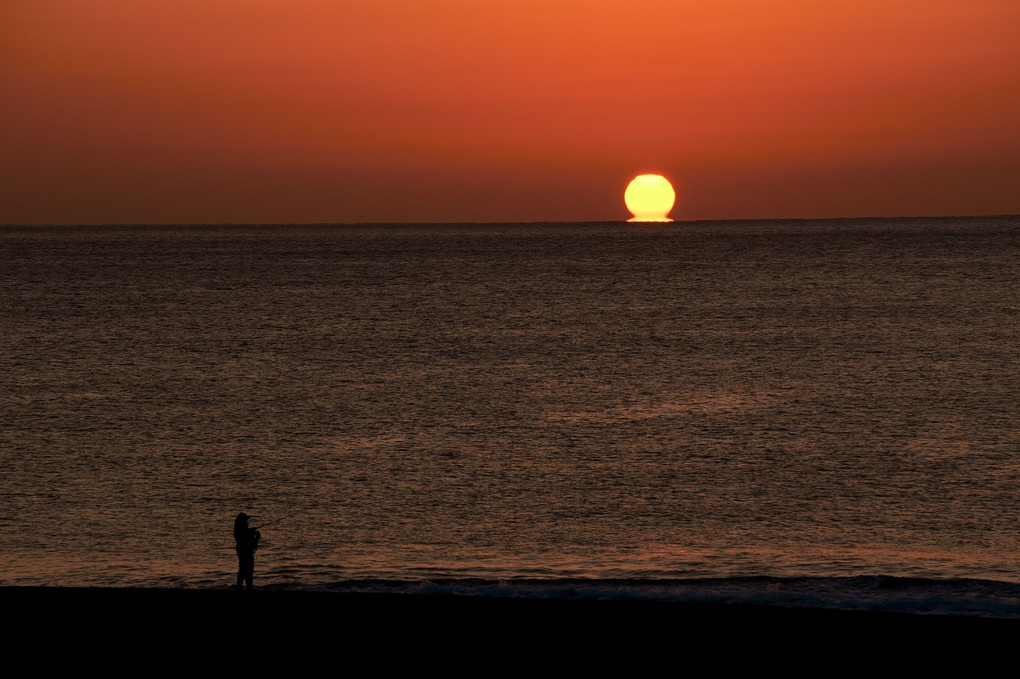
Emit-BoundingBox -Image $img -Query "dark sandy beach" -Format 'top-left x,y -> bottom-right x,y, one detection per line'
5,586 -> 1016,669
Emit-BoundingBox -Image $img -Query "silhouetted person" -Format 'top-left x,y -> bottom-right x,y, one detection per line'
233,512 -> 260,591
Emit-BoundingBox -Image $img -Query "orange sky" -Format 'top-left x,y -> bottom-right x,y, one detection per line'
2,0 -> 1018,223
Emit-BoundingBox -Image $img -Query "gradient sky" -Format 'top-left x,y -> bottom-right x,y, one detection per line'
2,0 -> 1018,223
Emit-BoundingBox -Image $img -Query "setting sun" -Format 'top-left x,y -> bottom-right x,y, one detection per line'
625,174 -> 675,222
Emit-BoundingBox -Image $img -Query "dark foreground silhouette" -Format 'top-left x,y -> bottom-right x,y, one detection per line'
3,586 -> 1017,670
233,512 -> 260,591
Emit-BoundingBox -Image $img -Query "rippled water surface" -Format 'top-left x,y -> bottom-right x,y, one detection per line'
1,218 -> 1017,587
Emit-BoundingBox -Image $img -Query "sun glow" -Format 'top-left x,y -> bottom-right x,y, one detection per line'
624,174 -> 675,222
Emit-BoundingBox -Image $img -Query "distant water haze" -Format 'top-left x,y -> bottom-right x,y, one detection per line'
1,218 -> 1017,591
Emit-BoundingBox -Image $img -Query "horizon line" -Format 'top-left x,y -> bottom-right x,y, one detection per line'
3,214 -> 1019,228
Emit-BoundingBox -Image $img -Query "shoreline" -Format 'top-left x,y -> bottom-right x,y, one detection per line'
7,585 -> 1016,637
6,586 -> 1019,670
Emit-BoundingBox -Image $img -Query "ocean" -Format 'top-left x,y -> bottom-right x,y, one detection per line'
2,217 -> 1017,617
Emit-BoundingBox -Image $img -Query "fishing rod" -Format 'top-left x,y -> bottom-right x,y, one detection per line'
253,511 -> 299,531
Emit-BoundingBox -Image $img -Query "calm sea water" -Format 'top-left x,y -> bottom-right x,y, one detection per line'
1,218 -> 1018,610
